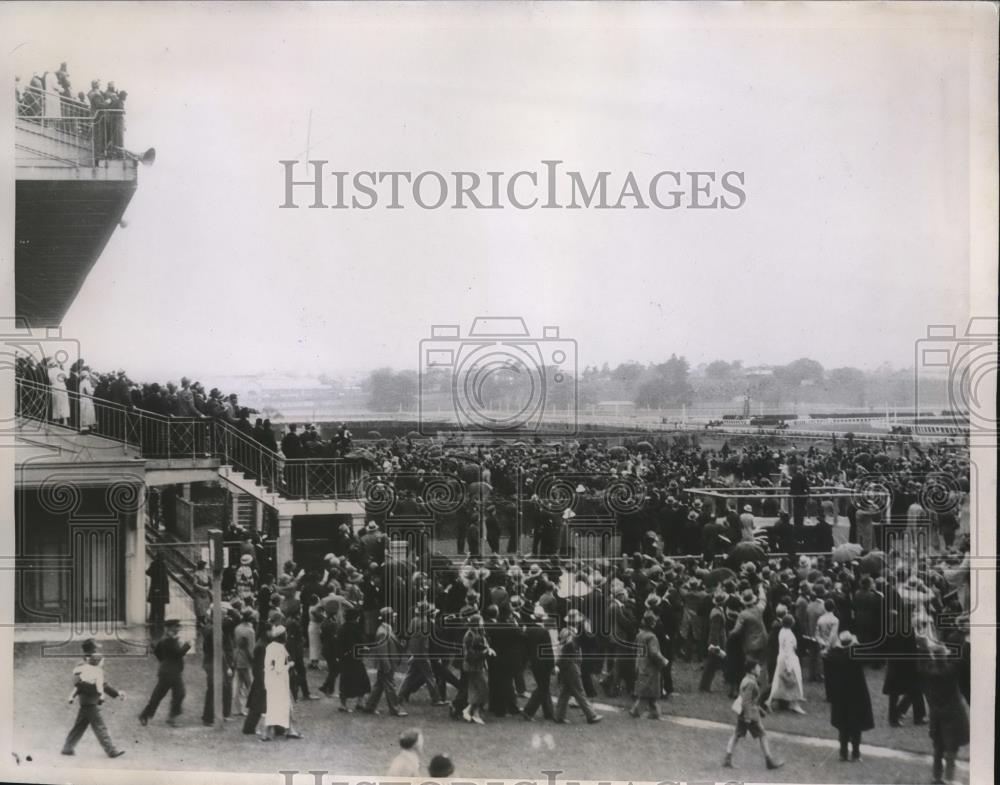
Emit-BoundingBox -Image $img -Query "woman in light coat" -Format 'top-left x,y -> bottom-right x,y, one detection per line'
47,359 -> 70,424
766,615 -> 806,713
262,627 -> 300,740
77,369 -> 97,431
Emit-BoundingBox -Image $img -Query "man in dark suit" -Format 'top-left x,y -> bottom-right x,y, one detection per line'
522,605 -> 556,720
139,619 -> 191,726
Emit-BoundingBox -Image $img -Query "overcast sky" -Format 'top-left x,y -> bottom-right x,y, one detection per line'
10,2 -> 974,381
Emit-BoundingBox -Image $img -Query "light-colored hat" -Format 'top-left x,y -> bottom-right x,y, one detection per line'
838,630 -> 858,646
743,505 -> 753,513
562,508 -> 576,520
240,554 -> 253,565
366,521 -> 378,531
565,608 -> 584,624
575,484 -> 587,493
532,604 -> 548,620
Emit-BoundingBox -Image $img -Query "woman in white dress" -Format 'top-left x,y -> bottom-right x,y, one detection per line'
47,359 -> 70,424
767,615 -> 806,714
77,369 -> 97,431
262,627 -> 301,740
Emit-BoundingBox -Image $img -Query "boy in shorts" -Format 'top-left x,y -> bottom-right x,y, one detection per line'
724,660 -> 784,770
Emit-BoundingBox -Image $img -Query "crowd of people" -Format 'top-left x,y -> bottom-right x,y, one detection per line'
130,434 -> 971,784
15,65 -> 128,158
24,353 -> 972,781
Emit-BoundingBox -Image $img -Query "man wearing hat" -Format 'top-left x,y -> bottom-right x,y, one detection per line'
399,602 -> 446,706
361,607 -> 407,716
62,639 -> 126,757
139,619 -> 191,727
824,631 -> 874,762
699,591 -> 729,693
731,586 -> 769,702
232,608 -> 257,716
554,609 -> 602,725
630,611 -> 671,719
522,605 -> 557,721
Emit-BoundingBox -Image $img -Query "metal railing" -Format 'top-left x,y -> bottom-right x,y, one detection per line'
15,376 -> 363,501
16,86 -> 126,166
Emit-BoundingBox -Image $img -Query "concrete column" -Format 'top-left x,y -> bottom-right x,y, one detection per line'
277,515 -> 294,569
254,499 -> 263,533
181,482 -> 192,501
231,490 -> 239,528
125,495 -> 147,629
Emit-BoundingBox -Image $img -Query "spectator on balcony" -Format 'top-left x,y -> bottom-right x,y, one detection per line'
223,393 -> 239,423
176,377 -> 202,418
78,367 -> 97,432
281,425 -> 302,459
47,357 -> 71,425
260,419 -> 278,452
104,83 -> 125,155
204,388 -> 226,419
55,63 -> 71,93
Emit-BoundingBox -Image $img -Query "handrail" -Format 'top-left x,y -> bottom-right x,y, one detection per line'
15,375 -> 363,501
15,86 -> 127,165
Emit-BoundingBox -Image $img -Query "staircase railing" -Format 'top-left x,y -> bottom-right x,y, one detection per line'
15,375 -> 364,501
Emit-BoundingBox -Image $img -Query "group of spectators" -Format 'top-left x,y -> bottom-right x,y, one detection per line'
187,503 -> 969,782
15,64 -> 127,158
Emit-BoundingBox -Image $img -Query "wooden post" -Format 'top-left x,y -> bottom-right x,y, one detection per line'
208,528 -> 224,730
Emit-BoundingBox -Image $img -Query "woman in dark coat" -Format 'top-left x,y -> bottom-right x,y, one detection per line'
824,632 -> 874,761
881,613 -> 926,725
335,608 -> 371,712
919,642 -> 969,785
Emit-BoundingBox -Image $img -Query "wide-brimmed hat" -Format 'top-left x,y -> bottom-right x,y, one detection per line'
240,554 -> 253,565
366,521 -> 378,531
743,504 -> 753,513
838,630 -> 858,646
532,604 -> 548,620
528,564 -> 543,577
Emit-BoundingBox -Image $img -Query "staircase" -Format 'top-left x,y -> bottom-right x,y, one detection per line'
234,491 -> 257,529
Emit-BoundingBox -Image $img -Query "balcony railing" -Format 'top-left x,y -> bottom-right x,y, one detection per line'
15,87 -> 126,167
14,376 -> 363,501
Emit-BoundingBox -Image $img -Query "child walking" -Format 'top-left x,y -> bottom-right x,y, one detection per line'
723,660 -> 784,770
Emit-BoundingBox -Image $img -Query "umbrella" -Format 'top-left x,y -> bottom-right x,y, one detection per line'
366,430 -> 382,439
859,550 -> 886,576
833,542 -> 864,563
705,567 -> 737,588
512,441 -> 529,447
609,446 -> 628,458
636,440 -> 654,451
728,541 -> 767,566
406,430 -> 427,440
